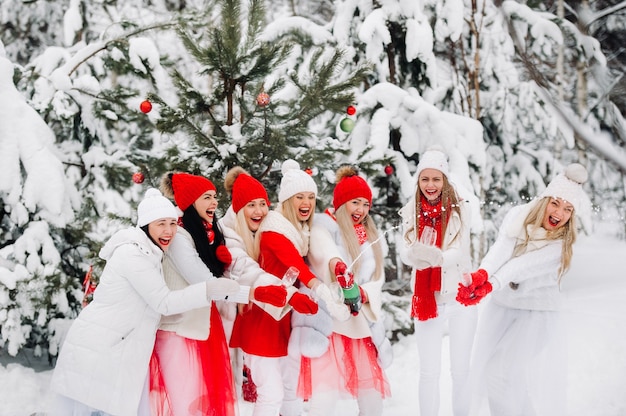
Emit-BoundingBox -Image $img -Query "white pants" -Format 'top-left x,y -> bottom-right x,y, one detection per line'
247,353 -> 303,416
414,301 -> 477,416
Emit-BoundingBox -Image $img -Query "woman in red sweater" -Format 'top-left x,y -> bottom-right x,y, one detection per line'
230,160 -> 349,416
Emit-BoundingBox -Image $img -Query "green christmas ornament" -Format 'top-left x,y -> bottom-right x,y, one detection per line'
340,117 -> 355,133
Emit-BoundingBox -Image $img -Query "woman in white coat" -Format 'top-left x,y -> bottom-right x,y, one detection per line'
459,163 -> 589,416
306,166 -> 392,416
50,189 -> 239,416
398,148 -> 476,416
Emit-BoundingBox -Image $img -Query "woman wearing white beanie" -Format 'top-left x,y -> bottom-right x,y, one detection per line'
230,160 -> 350,416
458,163 -> 590,415
398,147 -> 476,416
50,188 -> 239,416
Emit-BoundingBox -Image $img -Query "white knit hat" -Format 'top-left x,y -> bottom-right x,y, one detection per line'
540,163 -> 588,212
416,146 -> 450,178
278,159 -> 318,203
137,188 -> 179,227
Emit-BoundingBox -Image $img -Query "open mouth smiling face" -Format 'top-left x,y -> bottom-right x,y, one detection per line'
291,192 -> 316,221
193,190 -> 219,224
542,197 -> 574,231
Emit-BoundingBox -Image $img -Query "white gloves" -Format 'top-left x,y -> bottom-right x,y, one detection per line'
205,278 -> 240,300
311,280 -> 350,322
399,241 -> 443,270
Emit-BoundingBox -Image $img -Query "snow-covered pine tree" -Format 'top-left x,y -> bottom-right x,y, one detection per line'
146,0 -> 372,209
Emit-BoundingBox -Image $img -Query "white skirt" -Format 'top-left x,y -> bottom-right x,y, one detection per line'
469,300 -> 567,416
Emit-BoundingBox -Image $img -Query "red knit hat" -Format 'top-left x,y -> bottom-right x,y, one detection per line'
171,172 -> 216,211
232,172 -> 270,213
333,166 -> 372,210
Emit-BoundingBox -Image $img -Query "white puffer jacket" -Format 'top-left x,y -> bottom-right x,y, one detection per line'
51,227 -> 211,416
480,203 -> 565,311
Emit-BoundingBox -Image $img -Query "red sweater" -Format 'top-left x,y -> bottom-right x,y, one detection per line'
229,231 -> 316,357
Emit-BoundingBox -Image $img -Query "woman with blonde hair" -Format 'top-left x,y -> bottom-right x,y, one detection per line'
459,163 -> 590,415
398,147 -> 477,416
306,165 -> 392,415
229,159 -> 349,416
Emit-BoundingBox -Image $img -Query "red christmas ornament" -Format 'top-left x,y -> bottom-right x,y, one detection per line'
384,165 -> 394,176
256,91 -> 270,107
304,168 -> 313,175
132,172 -> 145,184
139,100 -> 152,113
346,105 -> 356,116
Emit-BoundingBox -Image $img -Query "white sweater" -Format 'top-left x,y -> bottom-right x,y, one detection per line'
480,204 -> 565,311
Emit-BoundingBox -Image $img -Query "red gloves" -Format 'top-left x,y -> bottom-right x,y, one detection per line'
334,261 -> 354,289
254,285 -> 287,307
216,244 -> 232,266
288,292 -> 319,314
456,269 -> 493,306
334,261 -> 361,315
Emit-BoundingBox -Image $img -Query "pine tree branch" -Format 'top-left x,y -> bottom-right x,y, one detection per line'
65,21 -> 178,76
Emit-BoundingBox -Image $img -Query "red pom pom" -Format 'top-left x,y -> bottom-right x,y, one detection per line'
346,105 -> 356,116
256,92 -> 270,107
384,165 -> 394,176
304,168 -> 313,175
139,100 -> 152,114
132,172 -> 145,184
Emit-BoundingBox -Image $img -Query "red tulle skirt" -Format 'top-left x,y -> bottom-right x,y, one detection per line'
298,332 -> 391,400
149,302 -> 238,416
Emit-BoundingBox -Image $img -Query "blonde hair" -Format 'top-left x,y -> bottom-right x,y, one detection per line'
404,174 -> 463,247
252,198 -> 314,258
514,197 -> 577,279
234,208 -> 259,259
335,205 -> 384,280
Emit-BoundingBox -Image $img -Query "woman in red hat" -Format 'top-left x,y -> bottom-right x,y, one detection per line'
305,165 -> 391,416
219,166 -> 293,400
229,160 -> 350,416
149,172 -> 287,416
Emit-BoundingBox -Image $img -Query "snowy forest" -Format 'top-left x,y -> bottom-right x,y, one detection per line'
1,0 -> 625,362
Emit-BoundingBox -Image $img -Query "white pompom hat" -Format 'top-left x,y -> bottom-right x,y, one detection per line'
416,146 -> 450,178
540,163 -> 589,212
137,188 -> 179,227
278,159 -> 318,203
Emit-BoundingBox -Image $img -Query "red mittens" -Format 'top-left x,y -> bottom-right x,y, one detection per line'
216,244 -> 232,266
456,269 -> 492,306
334,261 -> 355,288
254,285 -> 287,307
288,292 -> 319,314
334,261 -> 347,276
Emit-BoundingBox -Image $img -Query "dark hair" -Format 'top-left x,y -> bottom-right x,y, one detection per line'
181,205 -> 226,277
140,225 -> 161,251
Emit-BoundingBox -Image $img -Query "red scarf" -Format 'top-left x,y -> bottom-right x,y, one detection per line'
178,217 -> 215,244
411,196 -> 445,321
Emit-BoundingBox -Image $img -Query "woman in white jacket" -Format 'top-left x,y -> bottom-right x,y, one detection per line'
307,166 -> 392,416
398,148 -> 476,416
459,163 -> 589,416
50,188 -> 239,416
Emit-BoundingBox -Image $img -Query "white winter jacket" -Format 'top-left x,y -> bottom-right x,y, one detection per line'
51,227 -> 212,416
480,203 -> 565,311
398,196 -> 472,303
